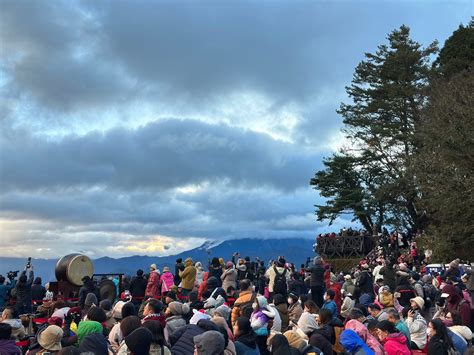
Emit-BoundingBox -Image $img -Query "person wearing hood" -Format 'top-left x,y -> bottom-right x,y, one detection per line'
170,318 -> 220,355
14,267 -> 34,315
209,258 -> 224,286
222,262 -> 238,294
194,262 -> 205,286
340,329 -> 375,355
250,296 -> 275,354
193,330 -> 226,355
146,264 -> 161,299
345,319 -> 384,355
341,290 -> 356,320
444,310 -> 473,348
81,292 -> 98,319
234,317 -> 260,355
165,301 -> 190,339
394,274 -> 416,308
287,293 -> 303,324
180,258 -> 197,296
427,318 -> 457,355
0,323 -> 21,354
356,264 -> 374,299
78,276 -> 100,309
306,257 -> 326,308
174,259 -> 185,286
206,276 -> 227,301
440,284 -> 471,327
269,333 -> 300,355
78,333 -> 108,355
297,300 -> 319,337
342,274 -> 355,296
404,297 -> 427,350
376,320 -> 410,355
0,307 -> 25,341
124,327 -> 153,355
272,294 -> 289,332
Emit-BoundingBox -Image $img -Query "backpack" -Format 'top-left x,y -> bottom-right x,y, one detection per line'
238,294 -> 256,319
422,283 -> 439,308
273,266 -> 287,294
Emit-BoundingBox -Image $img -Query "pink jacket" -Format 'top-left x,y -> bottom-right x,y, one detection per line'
345,319 -> 385,355
145,271 -> 160,297
160,272 -> 174,294
383,333 -> 411,355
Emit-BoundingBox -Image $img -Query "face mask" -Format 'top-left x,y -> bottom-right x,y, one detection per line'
288,298 -> 293,304
252,303 -> 258,310
443,319 -> 453,327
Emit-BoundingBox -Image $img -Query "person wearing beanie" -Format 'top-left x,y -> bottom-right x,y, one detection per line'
129,269 -> 147,302
193,330 -> 225,355
81,292 -> 98,318
221,262 -> 237,294
165,302 -> 190,338
270,333 -> 300,355
179,258 -> 197,296
145,264 -> 161,299
0,323 -> 21,354
76,317 -> 103,345
99,299 -> 115,330
31,277 -> 46,303
78,333 -> 108,355
123,327 -> 153,355
342,274 -> 356,296
78,276 -> 100,310
214,305 -> 231,322
376,320 -> 410,355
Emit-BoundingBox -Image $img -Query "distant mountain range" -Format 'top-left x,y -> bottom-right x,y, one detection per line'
0,238 -> 316,283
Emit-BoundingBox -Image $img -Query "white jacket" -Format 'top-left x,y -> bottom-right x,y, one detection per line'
406,312 -> 427,349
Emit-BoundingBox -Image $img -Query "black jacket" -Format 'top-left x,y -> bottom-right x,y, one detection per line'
170,319 -> 219,355
14,271 -> 34,306
427,336 -> 449,355
129,275 -> 147,298
357,271 -> 374,296
79,281 -> 100,308
307,264 -> 325,288
31,284 -> 46,301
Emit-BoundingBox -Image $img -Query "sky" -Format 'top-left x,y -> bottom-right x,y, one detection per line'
0,0 -> 471,259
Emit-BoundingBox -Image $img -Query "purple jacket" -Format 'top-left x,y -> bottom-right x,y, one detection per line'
0,339 -> 21,354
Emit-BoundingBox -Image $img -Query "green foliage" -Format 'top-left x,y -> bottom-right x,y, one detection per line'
434,22 -> 474,79
311,25 -> 437,232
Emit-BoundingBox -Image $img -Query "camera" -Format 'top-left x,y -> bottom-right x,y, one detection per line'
7,270 -> 19,280
26,257 -> 32,269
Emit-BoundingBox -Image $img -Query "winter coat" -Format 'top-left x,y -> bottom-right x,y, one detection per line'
382,332 -> 410,355
221,268 -> 238,292
275,303 -> 289,331
405,312 -> 427,349
149,344 -> 171,355
340,329 -> 375,355
231,290 -> 254,325
0,281 -> 15,309
250,310 -> 270,336
265,266 -> 289,293
330,282 -> 342,314
341,296 -> 355,319
394,320 -> 411,347
234,332 -> 260,355
0,339 -> 21,354
288,302 -> 303,324
342,279 -> 355,295
345,319 -> 384,355
288,279 -> 307,296
357,271 -> 374,296
169,319 -> 219,355
1,319 -> 25,341
179,259 -> 197,290
447,328 -> 468,355
195,262 -> 205,285
443,284 -> 471,327
31,283 -> 46,301
321,300 -> 338,320
143,313 -> 167,329
307,264 -> 325,287
145,270 -> 161,298
78,281 -> 100,308
209,265 -> 223,286
379,290 -> 394,308
297,311 -> 318,335
14,270 -> 34,308
160,272 -> 174,294
379,266 -> 396,292
394,284 -> 416,308
426,335 -> 450,355
129,275 -> 147,298
165,315 -> 186,338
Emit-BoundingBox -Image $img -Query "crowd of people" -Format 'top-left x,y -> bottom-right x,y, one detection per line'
0,231 -> 473,355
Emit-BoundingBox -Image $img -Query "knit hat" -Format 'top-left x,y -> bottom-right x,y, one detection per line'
125,327 -> 153,355
85,293 -> 98,307
166,290 -> 177,301
78,333 -> 108,355
410,296 -> 425,310
214,305 -> 231,321
344,274 -> 352,280
99,299 -> 112,311
150,264 -> 157,270
163,266 -> 170,272
422,274 -> 433,284
193,330 -> 225,354
226,261 -> 234,269
38,325 -> 63,351
168,301 -> 190,315
112,301 -> 125,319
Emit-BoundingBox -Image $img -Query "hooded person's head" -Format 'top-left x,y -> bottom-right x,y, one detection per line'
125,327 -> 153,355
441,284 -> 461,304
193,330 -> 225,355
270,334 -> 292,355
78,333 -> 108,355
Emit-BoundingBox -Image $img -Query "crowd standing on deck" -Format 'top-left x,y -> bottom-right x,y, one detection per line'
0,230 -> 473,355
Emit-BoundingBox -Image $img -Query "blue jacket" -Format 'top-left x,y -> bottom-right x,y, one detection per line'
340,329 -> 375,355
321,300 -> 338,319
235,341 -> 261,355
448,329 -> 467,355
169,319 -> 219,355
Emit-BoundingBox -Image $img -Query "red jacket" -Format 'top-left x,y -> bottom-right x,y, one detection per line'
330,282 -> 342,314
145,271 -> 160,298
383,333 -> 411,355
